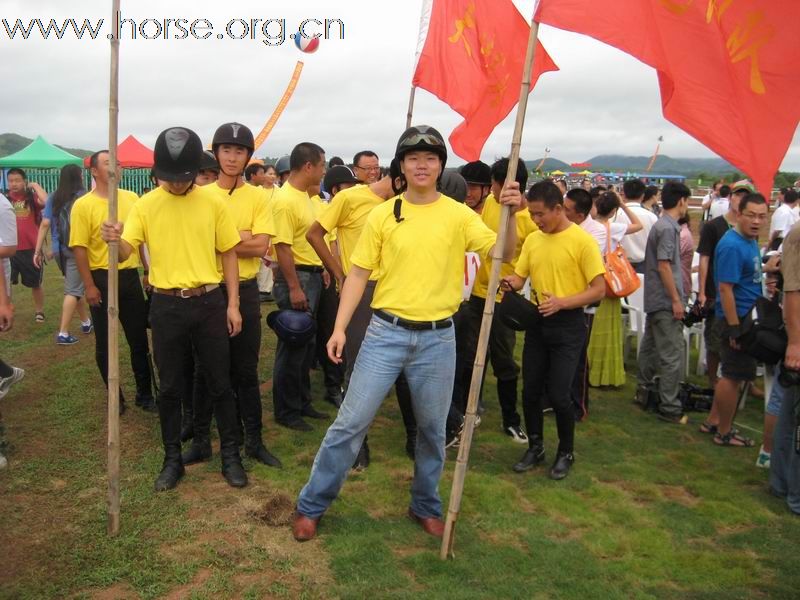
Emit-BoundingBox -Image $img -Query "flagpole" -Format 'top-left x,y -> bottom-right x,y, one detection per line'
107,0 -> 122,536
406,86 -> 417,129
440,15 -> 541,561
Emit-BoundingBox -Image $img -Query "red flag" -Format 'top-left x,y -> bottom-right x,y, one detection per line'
535,0 -> 800,194
412,0 -> 558,161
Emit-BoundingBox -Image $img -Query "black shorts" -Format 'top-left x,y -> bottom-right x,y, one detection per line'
10,249 -> 43,288
720,337 -> 758,382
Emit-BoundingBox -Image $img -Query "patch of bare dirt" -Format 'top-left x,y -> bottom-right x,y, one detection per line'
247,490 -> 295,526
85,581 -> 142,600
161,568 -> 212,600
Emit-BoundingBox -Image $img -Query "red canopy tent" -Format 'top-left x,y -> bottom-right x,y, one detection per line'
83,134 -> 153,168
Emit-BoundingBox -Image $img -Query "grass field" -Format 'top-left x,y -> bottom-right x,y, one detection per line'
1,267 -> 799,599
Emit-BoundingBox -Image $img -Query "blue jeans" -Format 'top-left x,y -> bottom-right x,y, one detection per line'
769,365 -> 800,514
297,314 -> 456,519
272,270 -> 323,423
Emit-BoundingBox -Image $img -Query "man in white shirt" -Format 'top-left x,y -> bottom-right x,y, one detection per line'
769,189 -> 799,247
708,184 -> 731,220
615,179 -> 658,274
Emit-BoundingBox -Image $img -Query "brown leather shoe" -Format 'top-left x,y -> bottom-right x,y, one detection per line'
407,509 -> 445,538
292,511 -> 320,542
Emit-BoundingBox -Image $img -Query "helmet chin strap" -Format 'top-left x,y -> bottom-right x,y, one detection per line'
217,150 -> 253,196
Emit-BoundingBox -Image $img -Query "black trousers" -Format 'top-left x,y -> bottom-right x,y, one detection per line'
452,295 -> 522,428
316,279 -> 345,397
89,269 -> 153,402
569,312 -> 594,421
149,288 -> 240,462
193,281 -> 264,447
521,309 -> 587,455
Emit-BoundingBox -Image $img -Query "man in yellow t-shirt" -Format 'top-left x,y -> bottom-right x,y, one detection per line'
293,125 -> 521,542
452,157 -> 537,447
270,142 -> 329,431
101,127 -> 247,492
502,180 -> 606,482
307,162 -> 419,468
181,123 -> 281,470
69,150 -> 155,415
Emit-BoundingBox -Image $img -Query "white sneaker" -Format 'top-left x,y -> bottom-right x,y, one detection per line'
755,446 -> 771,469
0,367 -> 25,400
504,425 -> 528,444
0,452 -> 7,469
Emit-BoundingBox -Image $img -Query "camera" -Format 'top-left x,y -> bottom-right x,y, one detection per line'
779,367 -> 800,388
683,300 -> 710,328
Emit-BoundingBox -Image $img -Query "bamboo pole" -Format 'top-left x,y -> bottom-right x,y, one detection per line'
107,0 -> 122,536
440,17 -> 541,560
406,86 -> 417,129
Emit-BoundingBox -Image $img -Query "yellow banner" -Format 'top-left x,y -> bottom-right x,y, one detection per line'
253,61 -> 304,151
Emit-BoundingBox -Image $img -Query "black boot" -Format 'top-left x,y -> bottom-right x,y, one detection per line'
512,436 -> 545,473
156,393 -> 185,490
405,430 -> 417,461
216,392 -> 248,488
154,458 -> 184,491
549,451 -> 575,480
180,416 -> 194,443
136,393 -> 159,413
353,437 -> 370,470
246,441 -> 283,468
181,436 -> 212,465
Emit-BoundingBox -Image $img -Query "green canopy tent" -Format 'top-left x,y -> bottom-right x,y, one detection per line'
0,136 -> 84,192
0,135 -> 82,168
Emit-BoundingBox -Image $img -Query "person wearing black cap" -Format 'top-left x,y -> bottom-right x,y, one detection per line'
271,142 -> 329,431
450,158 -> 536,447
101,126 -> 247,491
181,122 -> 281,469
460,160 -> 492,213
307,161 -> 419,467
275,155 -> 291,186
293,125 -> 520,542
195,151 -> 220,186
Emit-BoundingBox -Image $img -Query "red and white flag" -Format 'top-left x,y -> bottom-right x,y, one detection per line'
412,0 -> 558,161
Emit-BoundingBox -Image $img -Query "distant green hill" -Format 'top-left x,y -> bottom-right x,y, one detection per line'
525,157 -> 571,172
585,154 -> 734,175
0,132 -> 93,159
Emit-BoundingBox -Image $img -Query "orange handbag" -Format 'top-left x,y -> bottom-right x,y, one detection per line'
602,222 -> 640,298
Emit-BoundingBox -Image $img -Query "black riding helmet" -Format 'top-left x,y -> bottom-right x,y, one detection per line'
395,125 -> 447,169
460,161 -> 492,186
153,127 -> 203,183
212,122 -> 255,194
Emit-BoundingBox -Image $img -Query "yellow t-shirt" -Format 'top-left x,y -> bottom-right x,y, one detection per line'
515,223 -> 606,301
205,182 -> 272,281
351,194 -> 496,321
69,189 -> 140,270
121,185 -> 241,289
271,182 -> 322,267
311,195 -> 336,243
316,184 -> 383,278
471,193 -> 539,300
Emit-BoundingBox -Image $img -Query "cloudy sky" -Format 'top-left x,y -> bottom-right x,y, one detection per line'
1,0 -> 798,170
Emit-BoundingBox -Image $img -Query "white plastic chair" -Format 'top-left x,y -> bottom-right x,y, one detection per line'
621,274 -> 645,359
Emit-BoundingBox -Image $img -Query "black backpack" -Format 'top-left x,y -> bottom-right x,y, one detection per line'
738,296 -> 787,365
55,193 -> 80,258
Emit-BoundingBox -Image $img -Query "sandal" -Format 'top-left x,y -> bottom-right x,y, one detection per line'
699,422 -> 718,435
713,430 -> 755,447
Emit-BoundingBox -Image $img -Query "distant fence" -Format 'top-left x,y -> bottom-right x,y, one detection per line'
0,167 -> 152,197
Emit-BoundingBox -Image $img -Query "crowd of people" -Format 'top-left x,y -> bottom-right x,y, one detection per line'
0,123 -> 798,539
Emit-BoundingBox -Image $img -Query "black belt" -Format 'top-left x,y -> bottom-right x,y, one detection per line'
221,278 -> 257,289
296,265 -> 324,273
374,309 -> 453,331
